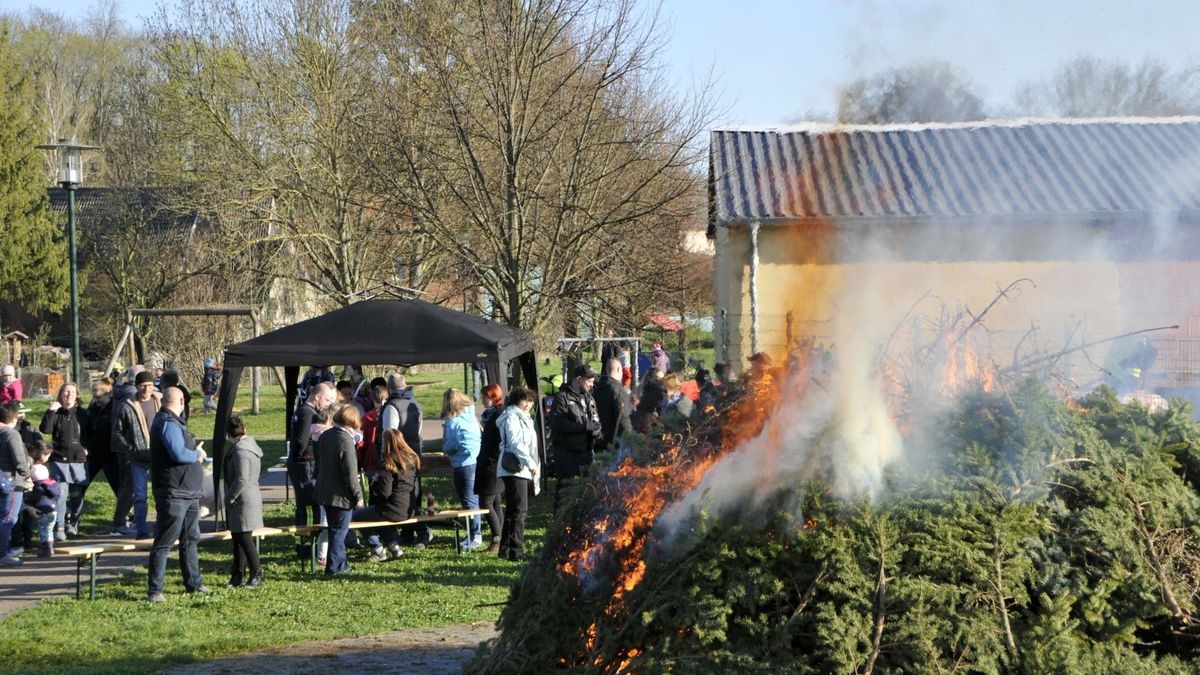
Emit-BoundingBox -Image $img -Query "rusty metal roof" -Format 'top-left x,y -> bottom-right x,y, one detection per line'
709,118 -> 1200,226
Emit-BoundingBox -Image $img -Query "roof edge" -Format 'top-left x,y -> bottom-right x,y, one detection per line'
712,115 -> 1200,135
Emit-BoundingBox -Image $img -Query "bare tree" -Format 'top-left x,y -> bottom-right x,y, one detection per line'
147,0 -> 422,307
1012,56 -> 1200,117
836,60 -> 986,124
365,0 -> 712,334
5,1 -> 139,176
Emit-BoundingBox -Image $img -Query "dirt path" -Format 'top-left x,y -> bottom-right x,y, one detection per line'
166,623 -> 497,675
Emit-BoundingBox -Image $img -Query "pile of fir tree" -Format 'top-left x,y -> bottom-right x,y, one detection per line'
470,381 -> 1200,673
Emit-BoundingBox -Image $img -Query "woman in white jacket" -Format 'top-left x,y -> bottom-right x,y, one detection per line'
497,386 -> 539,561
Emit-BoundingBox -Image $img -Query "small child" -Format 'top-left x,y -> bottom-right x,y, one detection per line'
26,464 -> 61,558
11,441 -> 54,557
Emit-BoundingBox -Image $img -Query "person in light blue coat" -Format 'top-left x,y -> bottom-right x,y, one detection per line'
441,388 -> 482,549
497,387 -> 540,561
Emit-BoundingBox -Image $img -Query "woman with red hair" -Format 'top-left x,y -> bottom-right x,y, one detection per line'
473,383 -> 506,553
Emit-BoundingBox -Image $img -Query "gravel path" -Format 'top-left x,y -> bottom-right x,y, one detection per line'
166,623 -> 497,675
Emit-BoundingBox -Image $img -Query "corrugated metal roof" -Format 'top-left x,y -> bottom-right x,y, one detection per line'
709,118 -> 1200,225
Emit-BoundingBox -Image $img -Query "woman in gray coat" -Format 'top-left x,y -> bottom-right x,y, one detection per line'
223,415 -> 264,588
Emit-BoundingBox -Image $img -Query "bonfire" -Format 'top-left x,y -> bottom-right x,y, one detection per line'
470,290 -> 1200,673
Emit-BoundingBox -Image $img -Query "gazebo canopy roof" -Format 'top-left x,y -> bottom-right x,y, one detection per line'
223,299 -> 533,368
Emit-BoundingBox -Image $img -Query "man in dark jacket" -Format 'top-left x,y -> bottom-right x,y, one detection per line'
112,371 -> 159,538
83,379 -> 118,501
147,387 -> 209,602
288,381 -> 335,531
550,364 -> 602,511
593,358 -> 632,451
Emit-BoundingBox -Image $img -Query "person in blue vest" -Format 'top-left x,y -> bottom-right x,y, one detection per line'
146,387 -> 209,603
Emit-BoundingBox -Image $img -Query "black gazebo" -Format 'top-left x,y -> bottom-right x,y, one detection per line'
209,299 -> 544,522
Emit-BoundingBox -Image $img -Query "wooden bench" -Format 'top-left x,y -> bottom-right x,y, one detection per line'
60,508 -> 493,597
59,526 -> 283,600
293,508 -> 493,573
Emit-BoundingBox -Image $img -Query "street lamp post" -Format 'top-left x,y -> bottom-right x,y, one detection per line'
37,139 -> 100,386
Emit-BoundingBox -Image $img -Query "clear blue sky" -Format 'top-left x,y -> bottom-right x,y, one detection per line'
6,0 -> 1200,125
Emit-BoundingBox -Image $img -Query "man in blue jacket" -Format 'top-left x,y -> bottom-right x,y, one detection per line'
146,387 -> 209,602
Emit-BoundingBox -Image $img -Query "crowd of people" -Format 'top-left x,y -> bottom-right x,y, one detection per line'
0,343 -> 747,599
286,369 -> 545,574
0,361 -> 223,600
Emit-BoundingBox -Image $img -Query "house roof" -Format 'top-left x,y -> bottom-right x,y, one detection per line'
46,187 -> 201,234
709,117 -> 1200,228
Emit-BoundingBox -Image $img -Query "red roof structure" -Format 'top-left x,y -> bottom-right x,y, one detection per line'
645,312 -> 685,332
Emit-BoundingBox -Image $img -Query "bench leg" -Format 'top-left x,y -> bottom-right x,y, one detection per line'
75,557 -> 83,600
89,554 -> 98,601
454,519 -> 462,555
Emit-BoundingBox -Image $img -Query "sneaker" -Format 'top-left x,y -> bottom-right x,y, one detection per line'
8,547 -> 24,558
368,547 -> 388,562
55,530 -> 68,542
114,526 -> 137,537
0,555 -> 21,566
186,585 -> 213,595
316,557 -> 327,568
460,537 -> 483,551
387,543 -> 403,558
65,522 -> 79,537
147,592 -> 166,603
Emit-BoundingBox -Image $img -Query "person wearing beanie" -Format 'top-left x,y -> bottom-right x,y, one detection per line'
112,370 -> 160,539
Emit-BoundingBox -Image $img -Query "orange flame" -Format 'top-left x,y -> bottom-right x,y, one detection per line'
561,370 -> 787,670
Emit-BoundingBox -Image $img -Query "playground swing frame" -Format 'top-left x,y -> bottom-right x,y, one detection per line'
103,306 -> 266,414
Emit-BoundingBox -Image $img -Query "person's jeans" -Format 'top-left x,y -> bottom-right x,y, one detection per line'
500,476 -> 530,559
147,496 -> 203,595
452,465 -> 481,540
352,506 -> 399,550
324,505 -> 353,574
131,463 -> 151,537
37,511 -> 56,542
0,490 -> 22,557
49,461 -> 88,530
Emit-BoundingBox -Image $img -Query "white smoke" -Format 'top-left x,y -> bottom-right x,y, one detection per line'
658,192 -> 1196,545
657,242 -> 907,543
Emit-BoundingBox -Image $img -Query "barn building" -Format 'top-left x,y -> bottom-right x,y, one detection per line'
709,117 -> 1200,395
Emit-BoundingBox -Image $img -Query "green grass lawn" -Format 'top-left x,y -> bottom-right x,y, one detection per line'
0,470 -> 552,674
3,378 -> 554,674
3,346 -> 711,672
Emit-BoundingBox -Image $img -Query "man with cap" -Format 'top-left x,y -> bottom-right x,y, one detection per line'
549,363 -> 602,511
0,365 -> 22,406
112,370 -> 160,538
